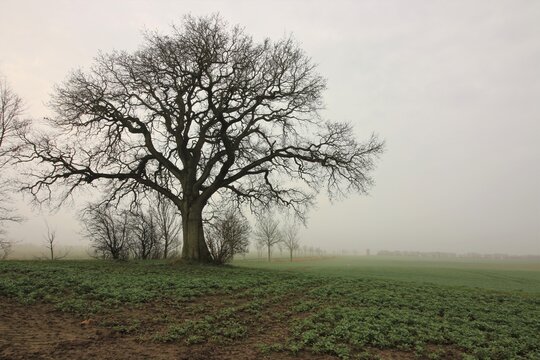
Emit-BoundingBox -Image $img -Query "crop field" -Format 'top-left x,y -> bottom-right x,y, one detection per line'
235,256 -> 540,293
0,257 -> 539,359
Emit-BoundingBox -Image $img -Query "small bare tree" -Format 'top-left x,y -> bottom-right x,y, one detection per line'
151,193 -> 182,259
0,237 -> 13,260
255,215 -> 282,262
44,223 -> 56,260
129,209 -> 160,260
278,242 -> 284,257
81,203 -> 131,260
255,240 -> 264,259
43,222 -> 68,260
206,209 -> 250,264
282,223 -> 300,262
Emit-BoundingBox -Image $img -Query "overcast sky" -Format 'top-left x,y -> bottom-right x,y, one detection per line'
1,0 -> 539,255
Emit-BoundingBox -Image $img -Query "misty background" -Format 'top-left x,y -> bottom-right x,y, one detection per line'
0,0 -> 539,256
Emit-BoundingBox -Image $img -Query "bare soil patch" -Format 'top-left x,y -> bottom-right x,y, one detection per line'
0,297 -> 337,360
0,296 -> 446,360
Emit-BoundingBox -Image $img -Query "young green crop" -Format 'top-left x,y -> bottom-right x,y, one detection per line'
0,259 -> 538,359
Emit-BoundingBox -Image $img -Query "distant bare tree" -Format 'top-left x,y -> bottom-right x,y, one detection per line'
0,238 -> 13,260
0,77 -> 26,258
278,242 -> 284,257
255,215 -> 282,262
81,203 -> 131,260
282,223 -> 300,262
151,193 -> 182,259
44,223 -> 57,260
20,15 -> 384,263
42,222 -> 68,260
255,240 -> 264,259
206,209 -> 250,264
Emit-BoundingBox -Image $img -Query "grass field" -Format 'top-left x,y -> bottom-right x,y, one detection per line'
0,257 -> 539,359
235,256 -> 540,293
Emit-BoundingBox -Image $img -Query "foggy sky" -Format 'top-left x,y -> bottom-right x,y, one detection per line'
1,0 -> 539,255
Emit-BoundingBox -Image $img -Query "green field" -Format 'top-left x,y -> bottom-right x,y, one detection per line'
0,257 -> 539,359
235,256 -> 540,293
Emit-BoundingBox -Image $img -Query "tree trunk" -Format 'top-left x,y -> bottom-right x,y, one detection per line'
267,245 -> 271,262
181,204 -> 212,262
290,249 -> 293,262
163,234 -> 169,259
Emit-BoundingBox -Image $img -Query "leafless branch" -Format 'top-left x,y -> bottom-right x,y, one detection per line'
19,15 -> 384,262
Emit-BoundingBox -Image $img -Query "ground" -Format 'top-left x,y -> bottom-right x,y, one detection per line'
0,295 -> 336,360
0,257 -> 539,359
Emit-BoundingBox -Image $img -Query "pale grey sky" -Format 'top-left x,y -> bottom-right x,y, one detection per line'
1,0 -> 539,255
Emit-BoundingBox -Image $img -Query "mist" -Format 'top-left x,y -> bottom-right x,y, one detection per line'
1,0 -> 539,257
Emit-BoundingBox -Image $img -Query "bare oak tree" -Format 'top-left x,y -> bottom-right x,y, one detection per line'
255,215 -> 282,262
21,15 -> 384,263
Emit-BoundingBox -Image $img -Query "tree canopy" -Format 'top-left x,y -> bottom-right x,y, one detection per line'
21,15 -> 384,262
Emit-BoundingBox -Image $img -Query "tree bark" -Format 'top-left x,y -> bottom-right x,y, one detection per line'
181,204 -> 212,262
267,246 -> 271,262
163,234 -> 169,259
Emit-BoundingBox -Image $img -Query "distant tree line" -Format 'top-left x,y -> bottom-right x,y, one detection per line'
376,250 -> 461,258
376,250 -> 540,260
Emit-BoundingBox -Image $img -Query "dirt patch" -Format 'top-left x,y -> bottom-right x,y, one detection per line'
0,295 -> 439,360
0,297 -> 336,360
370,349 -> 418,360
94,294 -> 236,337
424,344 -> 465,359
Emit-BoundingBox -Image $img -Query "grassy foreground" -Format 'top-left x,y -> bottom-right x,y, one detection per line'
0,258 -> 539,359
